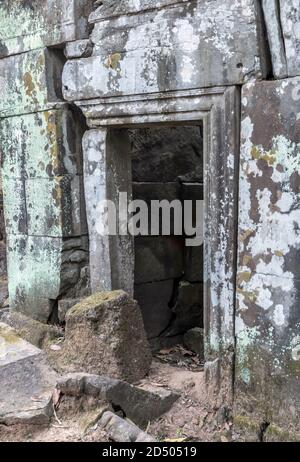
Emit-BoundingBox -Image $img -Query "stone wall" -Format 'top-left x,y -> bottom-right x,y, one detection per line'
0,0 -> 94,322
131,126 -> 204,349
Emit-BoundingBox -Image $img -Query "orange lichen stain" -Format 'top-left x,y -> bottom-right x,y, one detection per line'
43,111 -> 58,166
37,53 -> 45,69
51,177 -> 63,207
105,53 -> 121,70
275,250 -> 284,257
23,72 -> 35,97
251,146 -> 276,165
239,229 -> 253,242
0,327 -> 19,344
242,255 -> 252,266
237,271 -> 252,286
237,288 -> 258,304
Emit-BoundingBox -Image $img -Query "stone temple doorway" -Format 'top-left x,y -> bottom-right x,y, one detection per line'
79,86 -> 240,406
129,124 -> 204,353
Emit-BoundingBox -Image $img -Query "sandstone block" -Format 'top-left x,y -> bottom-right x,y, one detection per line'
63,1 -> 268,100
65,39 -> 93,59
57,372 -> 179,427
0,311 -> 62,349
263,0 -> 300,78
0,0 -> 93,58
0,323 -> 57,425
99,411 -> 156,442
56,291 -> 152,383
135,237 -> 184,284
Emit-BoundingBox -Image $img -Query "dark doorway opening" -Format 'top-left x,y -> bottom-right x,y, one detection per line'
129,124 -> 204,359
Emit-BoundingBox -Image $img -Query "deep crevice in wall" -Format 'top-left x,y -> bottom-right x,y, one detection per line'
257,0 -> 274,80
45,47 -> 67,102
47,299 -> 59,325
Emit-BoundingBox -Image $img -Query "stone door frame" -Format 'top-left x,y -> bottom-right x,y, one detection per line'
79,86 -> 240,403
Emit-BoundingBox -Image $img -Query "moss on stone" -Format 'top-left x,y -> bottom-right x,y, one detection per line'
0,325 -> 20,344
67,290 -> 126,317
265,423 -> 300,442
1,311 -> 62,348
233,415 -> 259,433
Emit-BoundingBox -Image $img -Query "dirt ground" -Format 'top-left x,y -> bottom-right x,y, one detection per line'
0,350 -> 232,443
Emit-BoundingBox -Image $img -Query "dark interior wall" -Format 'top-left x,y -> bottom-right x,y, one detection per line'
130,125 -> 204,350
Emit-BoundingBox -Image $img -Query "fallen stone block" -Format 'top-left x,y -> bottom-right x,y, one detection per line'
55,291 -> 152,383
0,323 -> 57,425
57,372 -> 179,427
99,411 -> 156,442
184,327 -> 205,358
79,405 -> 110,435
0,310 -> 62,349
56,373 -> 118,398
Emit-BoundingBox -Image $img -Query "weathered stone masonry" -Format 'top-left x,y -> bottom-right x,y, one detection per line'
1,0 -> 300,439
0,1 -> 94,322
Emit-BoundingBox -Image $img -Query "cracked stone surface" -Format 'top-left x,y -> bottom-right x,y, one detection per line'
0,323 -> 57,425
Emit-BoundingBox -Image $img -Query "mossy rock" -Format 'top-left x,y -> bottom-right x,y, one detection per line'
56,291 -> 152,383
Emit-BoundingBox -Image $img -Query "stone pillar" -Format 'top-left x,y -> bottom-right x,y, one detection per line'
235,77 -> 300,437
83,129 -> 134,296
